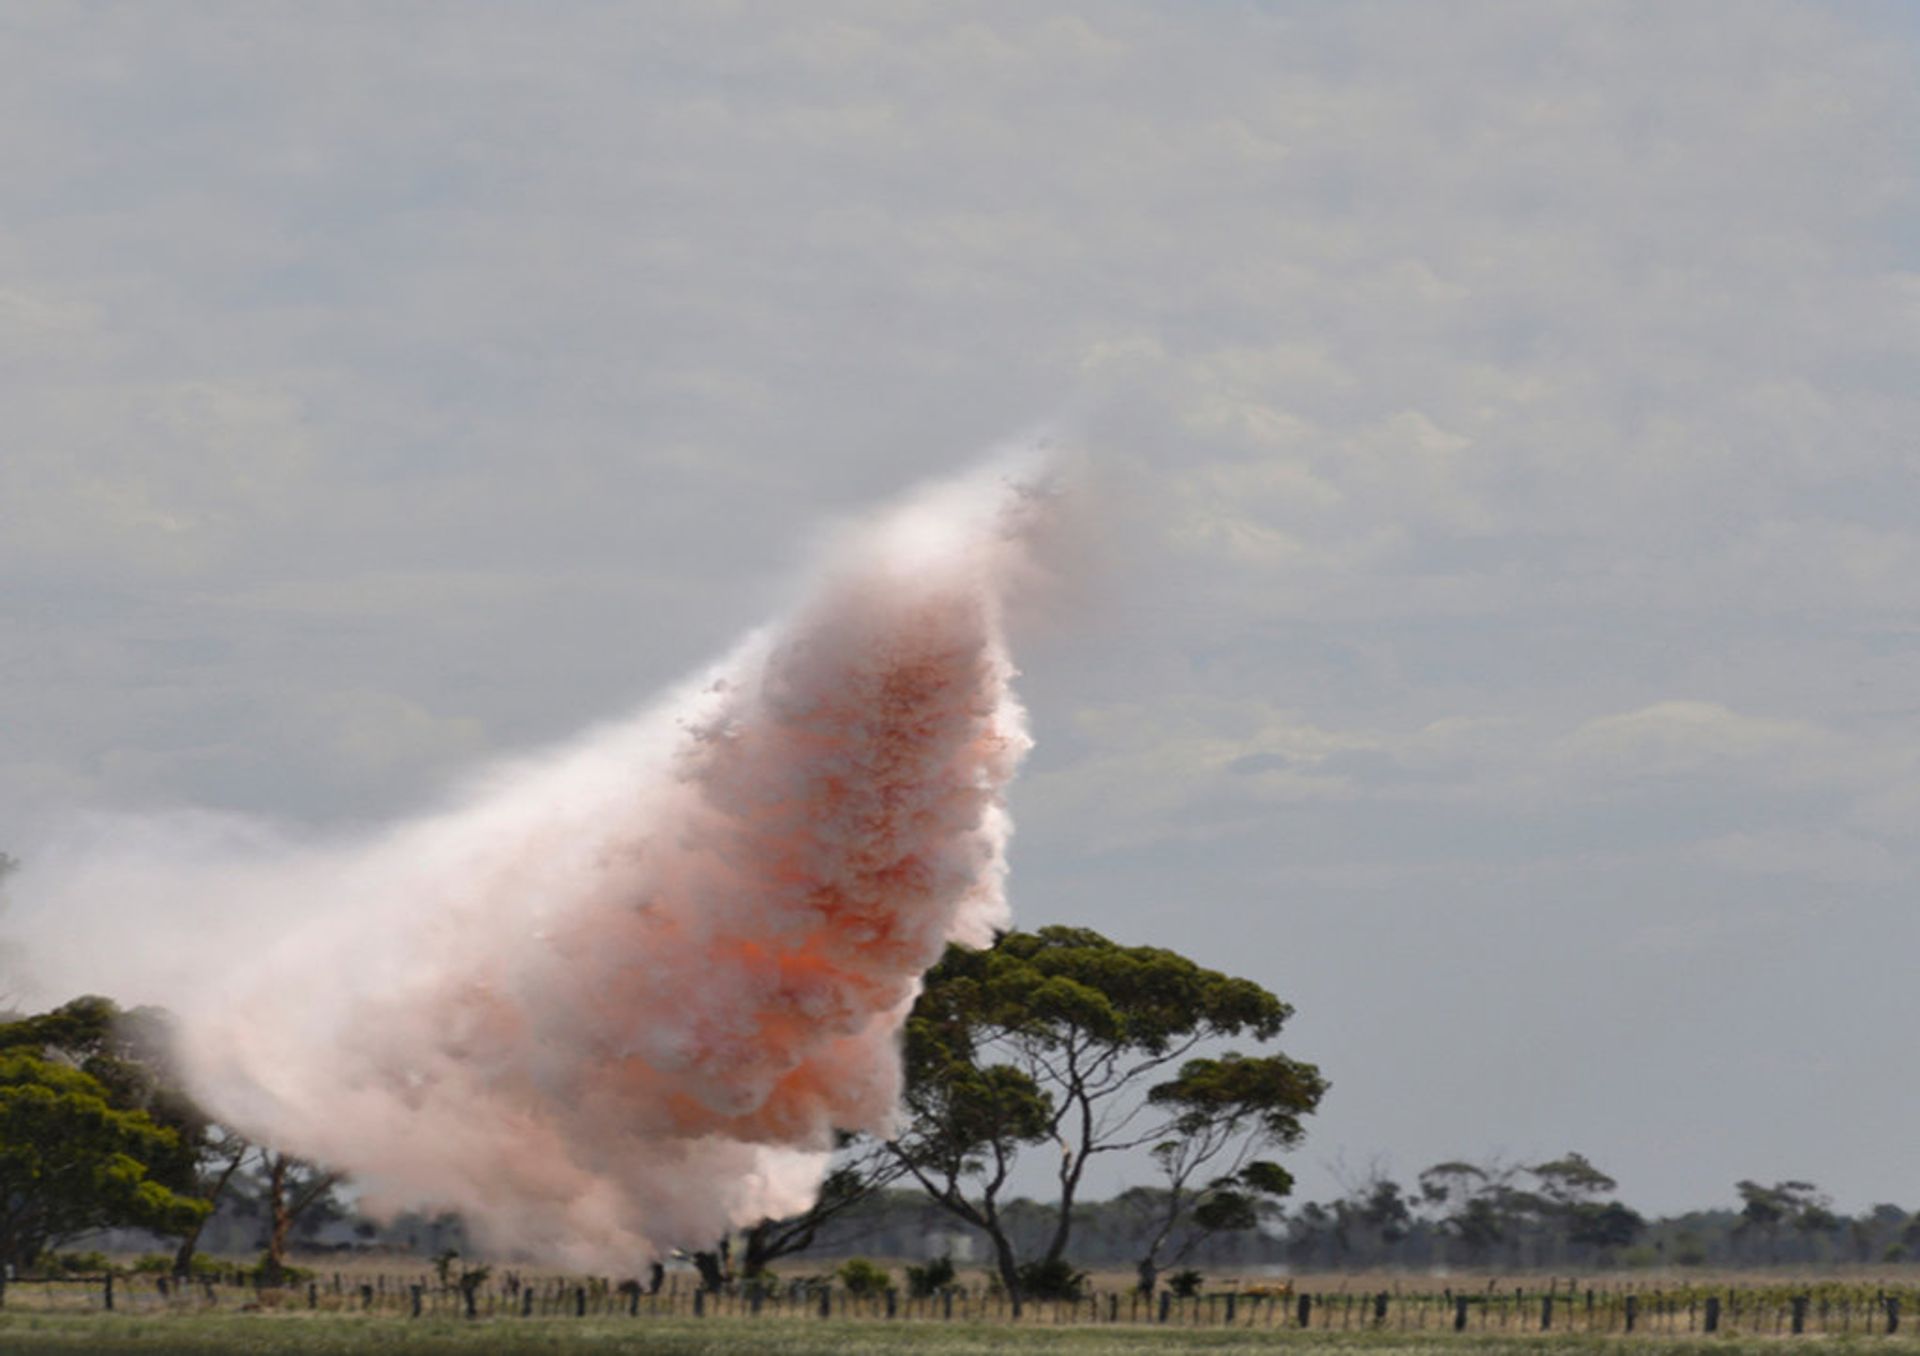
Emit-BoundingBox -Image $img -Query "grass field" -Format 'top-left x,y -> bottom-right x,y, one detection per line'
6,1313 -> 1920,1355
11,1306 -> 1920,1352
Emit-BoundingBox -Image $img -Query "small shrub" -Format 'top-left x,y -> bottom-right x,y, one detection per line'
905,1255 -> 955,1298
1168,1268 -> 1204,1298
836,1257 -> 890,1297
1017,1257 -> 1087,1301
43,1250 -> 114,1275
139,1253 -> 222,1278
246,1256 -> 313,1285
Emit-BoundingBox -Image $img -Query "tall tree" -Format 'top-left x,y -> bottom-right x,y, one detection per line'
0,995 -> 260,1274
1418,1159 -> 1528,1263
1735,1179 -> 1831,1263
258,1152 -> 342,1281
0,1050 -> 207,1272
1128,1052 -> 1322,1291
889,926 -> 1323,1307
1529,1152 -> 1642,1263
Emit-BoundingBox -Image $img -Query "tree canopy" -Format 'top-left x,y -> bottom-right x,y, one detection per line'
0,1049 -> 207,1271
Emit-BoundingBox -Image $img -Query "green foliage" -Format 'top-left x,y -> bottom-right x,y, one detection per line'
41,1249 -> 113,1275
1015,1257 -> 1087,1301
0,1048 -> 209,1270
739,1270 -> 782,1299
834,1257 -> 890,1297
245,1256 -> 313,1285
132,1251 -> 222,1277
1149,1054 -> 1322,1148
1167,1268 -> 1204,1298
904,1255 -> 955,1298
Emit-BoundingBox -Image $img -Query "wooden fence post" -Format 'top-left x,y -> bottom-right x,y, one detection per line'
1299,1293 -> 1313,1329
410,1284 -> 422,1318
104,1273 -> 114,1311
1705,1296 -> 1720,1333
1376,1292 -> 1389,1327
360,1283 -> 373,1311
818,1286 -> 831,1319
1624,1295 -> 1638,1333
308,1282 -> 317,1310
1540,1294 -> 1551,1330
1887,1297 -> 1901,1334
520,1287 -> 534,1318
1454,1297 -> 1469,1332
693,1289 -> 705,1318
1791,1296 -> 1808,1335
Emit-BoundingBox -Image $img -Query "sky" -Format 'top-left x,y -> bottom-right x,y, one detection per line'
3,1 -> 1919,1220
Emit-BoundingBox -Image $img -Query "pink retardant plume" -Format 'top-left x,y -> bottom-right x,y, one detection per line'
2,455 -> 1058,1267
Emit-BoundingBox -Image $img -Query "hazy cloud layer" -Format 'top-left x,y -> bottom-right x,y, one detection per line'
3,2 -> 1918,1214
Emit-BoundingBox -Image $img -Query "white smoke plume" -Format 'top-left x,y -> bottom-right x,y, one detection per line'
3,454 -> 1058,1267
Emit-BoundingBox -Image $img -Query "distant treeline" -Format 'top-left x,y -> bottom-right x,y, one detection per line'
94,1147 -> 1920,1281
764,1160 -> 1919,1275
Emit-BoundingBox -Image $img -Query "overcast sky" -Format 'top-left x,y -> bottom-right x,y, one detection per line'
5,2 -> 1920,1218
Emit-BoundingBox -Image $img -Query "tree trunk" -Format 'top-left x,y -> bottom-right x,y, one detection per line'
174,1141 -> 249,1277
172,1218 -> 208,1277
988,1226 -> 1023,1316
264,1156 -> 293,1282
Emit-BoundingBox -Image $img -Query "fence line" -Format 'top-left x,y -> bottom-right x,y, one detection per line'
1,1272 -> 1914,1336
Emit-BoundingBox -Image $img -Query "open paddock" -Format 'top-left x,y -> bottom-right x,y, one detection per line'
6,1314 -> 1920,1356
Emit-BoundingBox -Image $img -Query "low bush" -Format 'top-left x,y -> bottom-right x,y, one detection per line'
1017,1257 -> 1087,1301
905,1255 -> 955,1298
835,1257 -> 890,1297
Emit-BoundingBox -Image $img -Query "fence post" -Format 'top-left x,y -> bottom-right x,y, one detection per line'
1705,1296 -> 1720,1333
1454,1297 -> 1469,1332
1791,1296 -> 1808,1335
308,1282 -> 317,1310
694,1289 -> 705,1318
944,1290 -> 954,1321
1160,1291 -> 1172,1324
360,1283 -> 373,1311
818,1286 -> 831,1319
1299,1293 -> 1314,1329
1541,1294 -> 1551,1330
1376,1292 -> 1389,1327
1225,1293 -> 1237,1325
410,1285 -> 422,1318
885,1288 -> 898,1319
1624,1295 -> 1638,1333
104,1273 -> 114,1312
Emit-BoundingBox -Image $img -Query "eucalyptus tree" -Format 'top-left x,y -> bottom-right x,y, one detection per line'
889,926 -> 1324,1307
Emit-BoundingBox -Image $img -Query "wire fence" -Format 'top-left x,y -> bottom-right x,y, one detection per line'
3,1272 -> 1918,1336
